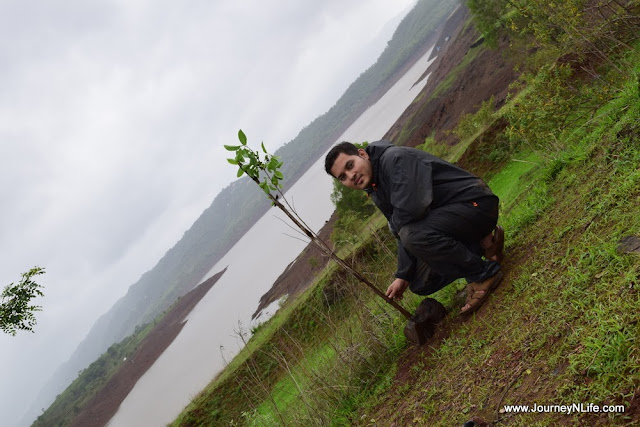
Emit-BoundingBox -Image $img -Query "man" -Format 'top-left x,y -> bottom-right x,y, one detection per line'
324,140 -> 504,314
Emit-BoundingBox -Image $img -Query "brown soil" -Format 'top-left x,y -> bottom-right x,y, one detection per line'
69,268 -> 226,427
385,7 -> 518,149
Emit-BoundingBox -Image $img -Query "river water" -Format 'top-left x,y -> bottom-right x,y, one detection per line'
108,46 -> 435,426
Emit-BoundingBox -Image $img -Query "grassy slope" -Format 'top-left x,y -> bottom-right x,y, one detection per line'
354,50 -> 640,426
172,17 -> 640,427
172,221 -> 418,425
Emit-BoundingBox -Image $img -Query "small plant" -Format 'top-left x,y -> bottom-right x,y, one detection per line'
452,96 -> 496,142
277,294 -> 288,308
225,130 -> 412,319
1,267 -> 45,336
416,136 -> 450,159
250,322 -> 263,336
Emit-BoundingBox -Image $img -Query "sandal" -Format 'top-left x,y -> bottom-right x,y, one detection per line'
460,270 -> 504,315
484,225 -> 505,263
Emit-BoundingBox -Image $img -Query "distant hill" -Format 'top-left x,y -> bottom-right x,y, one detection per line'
24,0 -> 460,423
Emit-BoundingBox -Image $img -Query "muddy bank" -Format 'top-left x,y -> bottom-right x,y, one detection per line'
252,212 -> 338,319
69,269 -> 226,427
385,6 -> 518,148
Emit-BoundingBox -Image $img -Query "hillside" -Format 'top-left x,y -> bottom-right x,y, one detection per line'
171,1 -> 640,425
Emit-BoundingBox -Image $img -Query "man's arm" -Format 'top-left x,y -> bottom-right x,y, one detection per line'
379,149 -> 434,299
387,151 -> 434,232
386,226 -> 416,300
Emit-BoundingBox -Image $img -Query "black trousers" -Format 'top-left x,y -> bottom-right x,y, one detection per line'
398,195 -> 501,295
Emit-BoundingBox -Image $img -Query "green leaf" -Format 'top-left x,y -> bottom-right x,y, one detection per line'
261,142 -> 267,153
227,158 -> 238,165
224,145 -> 240,151
238,129 -> 247,145
274,171 -> 284,179
259,181 -> 270,195
237,168 -> 244,178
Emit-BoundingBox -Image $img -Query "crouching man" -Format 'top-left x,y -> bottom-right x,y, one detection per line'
325,140 -> 504,314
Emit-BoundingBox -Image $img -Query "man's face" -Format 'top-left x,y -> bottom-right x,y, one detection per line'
330,149 -> 373,190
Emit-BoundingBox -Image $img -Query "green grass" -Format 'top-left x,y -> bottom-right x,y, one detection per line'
488,152 -> 540,206
250,344 -> 338,421
172,25 -> 640,427
353,43 -> 640,426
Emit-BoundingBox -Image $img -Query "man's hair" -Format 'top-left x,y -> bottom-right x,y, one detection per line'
324,141 -> 360,176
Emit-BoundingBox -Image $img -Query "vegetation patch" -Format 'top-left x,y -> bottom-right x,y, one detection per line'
355,33 -> 640,426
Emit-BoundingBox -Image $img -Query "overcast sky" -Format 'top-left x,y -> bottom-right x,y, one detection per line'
0,0 -> 417,424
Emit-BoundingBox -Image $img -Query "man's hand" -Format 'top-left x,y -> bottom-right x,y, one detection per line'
386,278 -> 409,300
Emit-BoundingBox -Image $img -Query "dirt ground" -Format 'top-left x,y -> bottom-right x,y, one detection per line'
69,268 -> 226,427
386,7 -> 518,149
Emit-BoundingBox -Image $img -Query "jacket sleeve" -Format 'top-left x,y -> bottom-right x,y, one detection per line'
387,222 -> 416,280
395,239 -> 417,280
387,151 -> 434,232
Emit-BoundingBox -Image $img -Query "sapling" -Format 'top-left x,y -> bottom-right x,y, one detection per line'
225,130 -> 412,319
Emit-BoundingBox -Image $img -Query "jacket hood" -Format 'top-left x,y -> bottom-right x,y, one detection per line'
365,140 -> 393,189
366,140 -> 394,162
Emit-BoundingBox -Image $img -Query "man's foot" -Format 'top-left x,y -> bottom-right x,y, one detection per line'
460,270 -> 504,314
482,225 -> 504,263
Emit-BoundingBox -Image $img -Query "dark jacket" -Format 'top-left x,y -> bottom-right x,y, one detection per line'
364,140 -> 495,280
